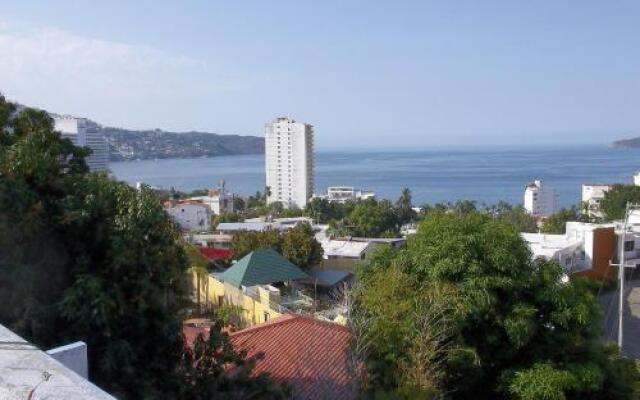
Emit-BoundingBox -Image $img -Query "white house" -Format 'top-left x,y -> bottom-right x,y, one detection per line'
521,232 -> 585,272
165,202 -> 211,232
581,184 -> 612,219
315,186 -> 375,203
524,180 -> 557,217
265,117 -> 314,208
522,221 -> 617,278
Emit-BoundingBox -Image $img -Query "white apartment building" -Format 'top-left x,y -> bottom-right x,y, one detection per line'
634,172 -> 640,186
316,186 -> 376,203
265,117 -> 314,208
54,116 -> 109,171
524,180 -> 557,217
582,184 -> 612,219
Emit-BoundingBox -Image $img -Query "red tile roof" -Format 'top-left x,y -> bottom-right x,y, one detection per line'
230,314 -> 360,400
198,247 -> 233,261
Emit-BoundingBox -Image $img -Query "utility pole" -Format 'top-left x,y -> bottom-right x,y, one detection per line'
610,203 -> 640,349
618,203 -> 630,348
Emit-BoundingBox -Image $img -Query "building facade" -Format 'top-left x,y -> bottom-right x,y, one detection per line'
316,186 -> 376,203
165,202 -> 212,232
265,117 -> 314,208
634,172 -> 640,186
524,180 -> 557,217
188,185 -> 235,215
582,184 -> 612,219
54,116 -> 109,172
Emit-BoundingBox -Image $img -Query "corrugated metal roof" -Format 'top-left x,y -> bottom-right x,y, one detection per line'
321,240 -> 369,258
215,249 -> 310,287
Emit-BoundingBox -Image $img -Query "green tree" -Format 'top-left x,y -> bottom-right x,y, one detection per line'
0,98 -> 286,399
186,244 -> 211,313
395,187 -> 417,225
231,223 -> 322,269
493,204 -> 538,233
233,196 -> 246,212
304,197 -> 353,224
231,229 -> 282,259
352,262 -> 458,399
541,206 -> 580,234
342,198 -> 400,237
600,184 -> 640,221
354,212 -> 640,399
281,222 -> 323,270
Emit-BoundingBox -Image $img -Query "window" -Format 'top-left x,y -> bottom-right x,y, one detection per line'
264,312 -> 270,322
218,296 -> 224,307
625,241 -> 635,252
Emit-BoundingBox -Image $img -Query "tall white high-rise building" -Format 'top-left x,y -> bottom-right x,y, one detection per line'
54,116 -> 109,172
524,179 -> 557,217
264,117 -> 314,208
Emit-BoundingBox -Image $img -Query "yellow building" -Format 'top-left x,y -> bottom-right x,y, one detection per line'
191,249 -> 311,327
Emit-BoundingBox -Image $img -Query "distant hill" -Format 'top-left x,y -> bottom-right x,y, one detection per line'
100,125 -> 264,161
611,137 -> 640,149
43,109 -> 264,161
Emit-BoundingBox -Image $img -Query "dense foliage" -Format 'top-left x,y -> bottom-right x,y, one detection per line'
541,206 -> 583,234
0,97 -> 285,399
231,222 -> 323,269
352,212 -> 639,399
600,184 -> 640,221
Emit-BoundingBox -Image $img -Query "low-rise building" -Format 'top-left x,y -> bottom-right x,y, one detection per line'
194,249 -> 311,327
188,184 -> 235,215
524,180 -> 557,217
582,184 -> 612,219
165,201 -> 212,232
318,240 -> 372,271
215,218 -> 314,236
316,186 -> 375,203
521,222 -> 617,279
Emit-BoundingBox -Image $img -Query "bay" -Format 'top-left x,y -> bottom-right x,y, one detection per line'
109,144 -> 640,208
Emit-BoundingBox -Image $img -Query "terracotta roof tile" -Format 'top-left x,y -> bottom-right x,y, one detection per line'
230,314 -> 360,400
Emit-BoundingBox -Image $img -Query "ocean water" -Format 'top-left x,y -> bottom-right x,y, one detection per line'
109,145 -> 640,208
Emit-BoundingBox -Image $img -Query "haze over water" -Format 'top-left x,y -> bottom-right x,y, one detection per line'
110,145 -> 640,208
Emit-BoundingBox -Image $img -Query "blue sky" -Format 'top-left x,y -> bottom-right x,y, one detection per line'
0,1 -> 638,149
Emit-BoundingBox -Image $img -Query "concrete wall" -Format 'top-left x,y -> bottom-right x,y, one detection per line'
46,342 -> 88,379
575,227 -> 617,280
166,203 -> 211,232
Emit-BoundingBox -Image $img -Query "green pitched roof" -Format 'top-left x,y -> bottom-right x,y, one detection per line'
215,249 -> 310,287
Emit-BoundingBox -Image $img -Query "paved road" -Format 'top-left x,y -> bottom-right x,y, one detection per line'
600,269 -> 640,359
